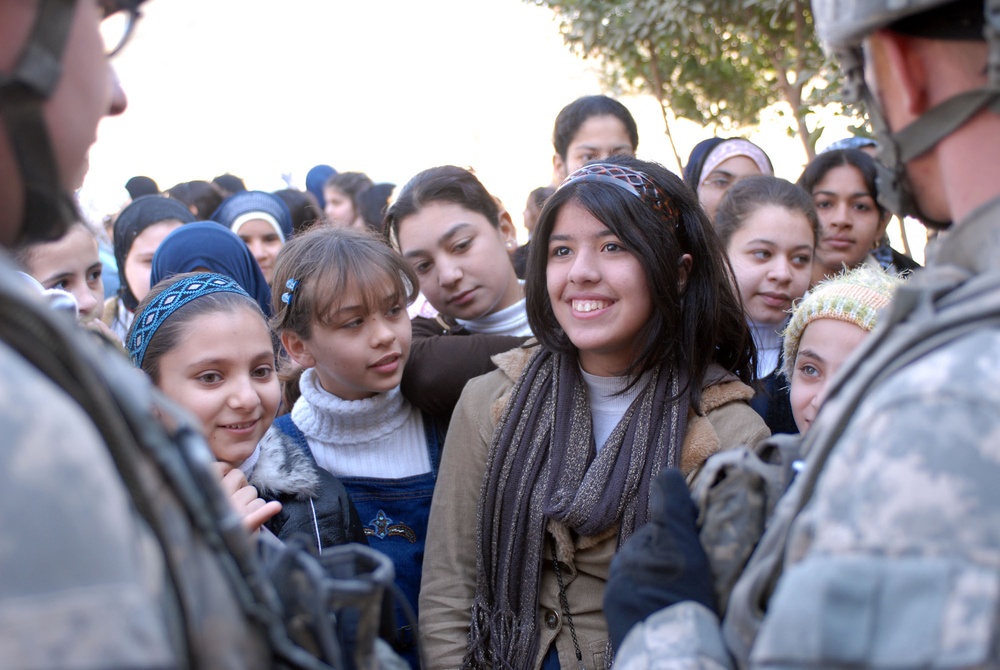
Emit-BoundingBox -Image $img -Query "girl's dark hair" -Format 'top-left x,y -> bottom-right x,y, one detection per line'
355,183 -> 396,233
269,226 -> 418,341
383,165 -> 501,245
529,186 -> 556,211
130,271 -> 266,384
12,220 -> 94,268
164,180 -> 224,220
552,95 -> 639,161
796,149 -> 886,218
526,155 -> 755,410
714,175 -> 821,248
273,188 -> 323,235
324,171 -> 373,200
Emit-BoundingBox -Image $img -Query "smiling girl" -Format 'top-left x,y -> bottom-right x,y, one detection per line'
419,156 -> 769,670
265,226 -> 438,666
126,272 -> 364,551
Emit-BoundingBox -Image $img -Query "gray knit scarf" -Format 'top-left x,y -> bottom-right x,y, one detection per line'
463,348 -> 688,669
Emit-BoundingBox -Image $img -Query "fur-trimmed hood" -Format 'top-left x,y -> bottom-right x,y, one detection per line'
249,427 -> 321,500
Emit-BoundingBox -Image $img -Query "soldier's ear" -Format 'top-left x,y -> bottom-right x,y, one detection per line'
872,30 -> 930,118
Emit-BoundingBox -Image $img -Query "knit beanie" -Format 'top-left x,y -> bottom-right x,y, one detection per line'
781,265 -> 903,378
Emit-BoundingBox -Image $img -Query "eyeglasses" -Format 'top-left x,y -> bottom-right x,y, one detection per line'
99,0 -> 145,58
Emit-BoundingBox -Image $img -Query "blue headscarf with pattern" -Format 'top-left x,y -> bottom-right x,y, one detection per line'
150,221 -> 273,318
126,272 -> 253,368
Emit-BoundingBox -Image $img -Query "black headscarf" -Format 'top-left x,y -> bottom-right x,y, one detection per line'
113,195 -> 196,310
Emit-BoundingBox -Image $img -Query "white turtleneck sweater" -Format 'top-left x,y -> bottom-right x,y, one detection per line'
749,318 -> 785,378
291,368 -> 431,479
580,368 -> 654,452
455,284 -> 533,337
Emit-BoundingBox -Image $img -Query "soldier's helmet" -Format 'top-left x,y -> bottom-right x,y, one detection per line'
0,0 -> 144,243
812,0 -> 963,49
811,0 -> 999,228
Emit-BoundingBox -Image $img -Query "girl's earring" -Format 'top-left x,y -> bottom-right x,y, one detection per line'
506,240 -> 516,250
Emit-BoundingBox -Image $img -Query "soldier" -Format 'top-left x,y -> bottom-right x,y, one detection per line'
0,3 -> 340,667
608,0 -> 1000,666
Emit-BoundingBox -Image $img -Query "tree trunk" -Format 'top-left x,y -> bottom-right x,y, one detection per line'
646,40 -> 684,170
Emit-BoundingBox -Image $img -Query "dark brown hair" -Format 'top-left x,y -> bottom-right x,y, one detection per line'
714,175 -> 820,248
526,155 -> 756,409
382,165 -> 501,247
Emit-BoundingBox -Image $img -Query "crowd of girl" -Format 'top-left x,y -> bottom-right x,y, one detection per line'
21,94 -> 914,669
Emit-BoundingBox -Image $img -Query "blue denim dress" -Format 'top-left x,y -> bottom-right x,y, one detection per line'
272,413 -> 440,667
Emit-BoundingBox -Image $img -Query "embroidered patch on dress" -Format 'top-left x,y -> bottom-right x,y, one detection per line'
364,509 -> 417,543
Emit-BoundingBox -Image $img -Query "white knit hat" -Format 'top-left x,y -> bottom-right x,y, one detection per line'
781,265 -> 904,378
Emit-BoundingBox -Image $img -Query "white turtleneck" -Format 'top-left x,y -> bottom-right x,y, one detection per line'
580,368 -> 654,452
456,284 -> 532,337
291,368 -> 431,479
749,318 -> 785,378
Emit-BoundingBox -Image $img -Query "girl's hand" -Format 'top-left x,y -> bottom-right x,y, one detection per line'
213,462 -> 283,535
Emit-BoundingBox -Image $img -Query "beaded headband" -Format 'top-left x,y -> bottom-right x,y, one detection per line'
560,163 -> 679,226
126,272 -> 253,368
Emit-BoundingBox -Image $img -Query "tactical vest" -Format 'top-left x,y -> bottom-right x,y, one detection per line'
718,259 -> 1000,666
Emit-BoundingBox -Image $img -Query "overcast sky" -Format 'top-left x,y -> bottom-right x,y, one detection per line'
80,0 -> 889,247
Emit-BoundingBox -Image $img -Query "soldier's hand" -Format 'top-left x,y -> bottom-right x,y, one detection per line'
604,467 -> 716,652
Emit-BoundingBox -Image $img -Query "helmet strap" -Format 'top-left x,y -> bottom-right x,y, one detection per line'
0,0 -> 80,243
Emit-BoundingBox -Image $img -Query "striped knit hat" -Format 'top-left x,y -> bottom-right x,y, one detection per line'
781,265 -> 904,378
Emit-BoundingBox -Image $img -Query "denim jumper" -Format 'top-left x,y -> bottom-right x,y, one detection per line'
272,413 -> 440,667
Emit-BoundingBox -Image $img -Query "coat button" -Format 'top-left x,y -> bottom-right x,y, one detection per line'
544,609 -> 559,629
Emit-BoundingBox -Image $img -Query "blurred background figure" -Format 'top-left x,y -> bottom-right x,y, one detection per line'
511,185 -> 554,279
212,173 -> 248,198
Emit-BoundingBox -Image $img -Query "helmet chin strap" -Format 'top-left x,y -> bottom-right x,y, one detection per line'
0,0 -> 79,244
855,0 -> 1000,231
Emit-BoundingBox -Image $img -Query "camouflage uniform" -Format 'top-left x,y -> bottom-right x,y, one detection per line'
0,295 -> 175,665
0,255 -> 275,668
616,195 -> 1000,668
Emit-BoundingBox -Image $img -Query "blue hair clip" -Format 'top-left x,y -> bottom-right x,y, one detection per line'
281,278 -> 299,305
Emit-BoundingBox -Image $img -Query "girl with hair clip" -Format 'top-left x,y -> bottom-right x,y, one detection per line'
265,226 -> 440,667
125,272 -> 366,552
797,148 -> 920,285
384,165 -> 532,437
713,175 -> 820,434
418,156 -> 770,670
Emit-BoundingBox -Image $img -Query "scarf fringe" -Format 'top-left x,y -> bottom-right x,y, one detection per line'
464,598 -> 539,670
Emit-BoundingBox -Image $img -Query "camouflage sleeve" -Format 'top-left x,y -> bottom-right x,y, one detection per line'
751,330 -> 1000,667
614,601 -> 734,670
0,345 -> 176,667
